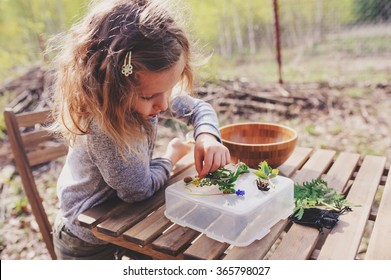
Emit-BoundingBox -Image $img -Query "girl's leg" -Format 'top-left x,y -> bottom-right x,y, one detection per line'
53,215 -> 122,260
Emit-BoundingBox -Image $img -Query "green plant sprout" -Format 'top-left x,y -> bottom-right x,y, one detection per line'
185,162 -> 249,195
253,161 -> 279,191
293,178 -> 355,219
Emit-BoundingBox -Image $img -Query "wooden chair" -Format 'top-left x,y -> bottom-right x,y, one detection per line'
4,108 -> 68,259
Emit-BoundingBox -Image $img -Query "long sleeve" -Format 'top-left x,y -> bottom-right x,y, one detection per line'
85,122 -> 173,203
167,95 -> 222,142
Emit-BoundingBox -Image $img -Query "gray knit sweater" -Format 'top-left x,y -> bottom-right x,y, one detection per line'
57,95 -> 221,244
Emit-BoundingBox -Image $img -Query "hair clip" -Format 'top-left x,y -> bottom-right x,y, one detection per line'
121,51 -> 133,76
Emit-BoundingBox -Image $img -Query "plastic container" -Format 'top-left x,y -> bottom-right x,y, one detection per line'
164,169 -> 294,246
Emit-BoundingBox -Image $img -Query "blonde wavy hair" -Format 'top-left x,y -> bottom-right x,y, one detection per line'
50,0 -> 193,157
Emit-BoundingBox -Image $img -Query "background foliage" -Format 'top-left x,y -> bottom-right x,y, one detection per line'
1,0 -> 390,84
0,0 -> 89,81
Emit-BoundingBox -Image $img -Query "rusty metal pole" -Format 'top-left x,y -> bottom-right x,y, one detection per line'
273,0 -> 283,84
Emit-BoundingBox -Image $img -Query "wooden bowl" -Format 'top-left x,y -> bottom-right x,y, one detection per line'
220,122 -> 297,169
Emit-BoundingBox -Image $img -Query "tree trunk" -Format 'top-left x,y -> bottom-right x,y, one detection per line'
232,2 -> 244,53
245,2 -> 256,54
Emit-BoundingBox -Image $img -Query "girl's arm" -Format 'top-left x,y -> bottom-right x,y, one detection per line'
86,125 -> 172,203
169,95 -> 221,141
169,96 -> 231,177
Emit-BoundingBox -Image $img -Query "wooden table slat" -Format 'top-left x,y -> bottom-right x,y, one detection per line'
365,167 -> 391,259
317,155 -> 386,260
292,149 -> 336,184
224,219 -> 290,260
278,147 -> 313,177
184,235 -> 230,260
91,228 -> 183,260
268,149 -> 336,259
77,197 -> 126,228
152,224 -> 200,256
270,224 -> 320,260
122,206 -> 173,246
322,152 -> 361,193
96,187 -> 166,236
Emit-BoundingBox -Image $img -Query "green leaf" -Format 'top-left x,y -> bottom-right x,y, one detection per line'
271,168 -> 279,177
254,170 -> 268,179
194,162 -> 249,194
254,161 -> 279,181
293,178 -> 354,219
294,207 -> 305,219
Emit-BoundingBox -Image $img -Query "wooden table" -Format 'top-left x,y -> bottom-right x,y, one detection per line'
77,147 -> 390,260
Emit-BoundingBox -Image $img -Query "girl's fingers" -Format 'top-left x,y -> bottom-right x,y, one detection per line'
200,149 -> 231,177
193,135 -> 232,177
202,152 -> 222,176
194,149 -> 203,176
225,147 -> 231,165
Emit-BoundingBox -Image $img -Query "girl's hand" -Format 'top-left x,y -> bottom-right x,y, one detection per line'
194,133 -> 231,178
163,138 -> 192,165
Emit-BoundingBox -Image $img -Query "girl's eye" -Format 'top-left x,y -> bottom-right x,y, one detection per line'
140,96 -> 154,101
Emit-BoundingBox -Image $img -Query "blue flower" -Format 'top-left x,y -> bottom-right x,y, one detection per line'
235,189 -> 245,196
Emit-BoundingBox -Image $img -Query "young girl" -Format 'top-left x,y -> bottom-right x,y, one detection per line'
50,0 -> 230,259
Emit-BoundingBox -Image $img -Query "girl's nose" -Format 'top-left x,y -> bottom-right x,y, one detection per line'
154,93 -> 169,111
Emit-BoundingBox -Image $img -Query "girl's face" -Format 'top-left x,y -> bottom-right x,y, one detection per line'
133,54 -> 186,119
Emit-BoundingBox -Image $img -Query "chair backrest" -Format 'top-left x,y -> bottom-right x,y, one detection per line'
4,108 -> 68,259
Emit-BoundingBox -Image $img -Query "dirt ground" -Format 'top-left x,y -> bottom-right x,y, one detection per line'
0,77 -> 390,259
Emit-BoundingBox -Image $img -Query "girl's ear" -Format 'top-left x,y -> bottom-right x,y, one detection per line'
134,71 -> 141,81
